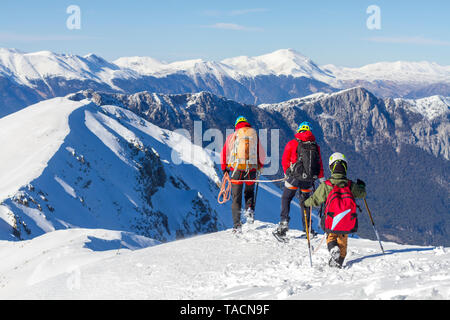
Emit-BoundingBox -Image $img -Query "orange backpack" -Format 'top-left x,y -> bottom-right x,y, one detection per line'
226,127 -> 259,171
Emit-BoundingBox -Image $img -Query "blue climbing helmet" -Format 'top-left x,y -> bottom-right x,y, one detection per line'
297,121 -> 312,133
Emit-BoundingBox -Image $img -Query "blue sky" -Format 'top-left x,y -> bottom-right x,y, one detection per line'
0,0 -> 449,66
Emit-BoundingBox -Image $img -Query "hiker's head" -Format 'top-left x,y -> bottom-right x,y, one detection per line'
235,116 -> 248,127
297,121 -> 312,133
329,152 -> 348,174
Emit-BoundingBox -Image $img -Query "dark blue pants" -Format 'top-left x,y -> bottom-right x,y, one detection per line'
280,177 -> 313,231
231,170 -> 257,228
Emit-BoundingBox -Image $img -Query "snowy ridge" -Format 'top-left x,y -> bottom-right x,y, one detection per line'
323,61 -> 450,84
1,47 -> 449,94
0,97 -> 86,201
397,95 -> 450,120
0,48 -> 138,89
114,49 -> 335,81
258,86 -> 450,120
3,47 -> 449,85
0,220 -> 448,299
0,96 -> 227,241
221,49 -> 334,81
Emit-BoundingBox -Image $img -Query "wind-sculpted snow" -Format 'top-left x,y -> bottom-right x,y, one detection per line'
1,221 -> 448,300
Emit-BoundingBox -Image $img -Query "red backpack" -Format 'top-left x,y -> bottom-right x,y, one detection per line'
321,180 -> 358,234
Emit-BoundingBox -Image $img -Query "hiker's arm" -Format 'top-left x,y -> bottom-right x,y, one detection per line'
304,182 -> 328,207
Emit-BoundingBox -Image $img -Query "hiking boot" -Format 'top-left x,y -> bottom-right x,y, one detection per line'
232,224 -> 242,234
245,208 -> 255,224
329,256 -> 345,268
328,246 -> 343,268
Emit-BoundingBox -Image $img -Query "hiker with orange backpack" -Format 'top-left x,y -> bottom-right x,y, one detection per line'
304,152 -> 367,268
273,122 -> 325,241
220,116 -> 265,233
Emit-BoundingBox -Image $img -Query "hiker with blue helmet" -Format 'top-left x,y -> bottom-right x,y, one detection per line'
273,121 -> 325,240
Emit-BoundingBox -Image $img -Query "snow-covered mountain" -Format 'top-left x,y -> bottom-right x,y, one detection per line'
0,48 -> 137,89
114,49 -> 334,81
323,61 -> 450,84
323,61 -> 450,99
0,220 -> 448,299
2,47 -> 447,118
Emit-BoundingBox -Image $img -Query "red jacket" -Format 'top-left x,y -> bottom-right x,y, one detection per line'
281,131 -> 324,178
220,122 -> 265,171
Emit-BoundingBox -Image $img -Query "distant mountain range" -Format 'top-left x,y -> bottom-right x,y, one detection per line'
1,48 -> 450,117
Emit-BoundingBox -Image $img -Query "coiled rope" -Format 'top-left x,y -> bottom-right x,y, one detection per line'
217,172 -> 287,204
217,172 -> 232,204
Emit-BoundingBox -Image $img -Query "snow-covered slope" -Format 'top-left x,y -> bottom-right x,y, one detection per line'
0,96 -> 228,241
1,220 -> 448,300
396,95 -> 450,120
0,228 -> 158,298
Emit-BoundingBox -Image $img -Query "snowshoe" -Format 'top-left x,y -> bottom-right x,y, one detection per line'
272,221 -> 289,243
272,230 -> 289,243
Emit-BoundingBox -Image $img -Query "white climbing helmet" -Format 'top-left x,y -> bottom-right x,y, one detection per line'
329,152 -> 347,167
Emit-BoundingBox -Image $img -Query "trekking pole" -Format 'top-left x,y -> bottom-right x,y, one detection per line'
253,171 -> 261,212
309,183 -> 316,235
303,208 -> 313,267
363,198 -> 385,255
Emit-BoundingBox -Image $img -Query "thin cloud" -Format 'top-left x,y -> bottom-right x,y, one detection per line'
207,23 -> 263,32
202,8 -> 269,17
230,8 -> 269,16
366,36 -> 450,46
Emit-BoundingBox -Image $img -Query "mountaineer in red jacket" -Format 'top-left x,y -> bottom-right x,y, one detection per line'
274,121 -> 325,239
221,116 -> 265,233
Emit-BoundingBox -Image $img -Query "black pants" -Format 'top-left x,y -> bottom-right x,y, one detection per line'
231,170 -> 257,228
280,177 -> 313,232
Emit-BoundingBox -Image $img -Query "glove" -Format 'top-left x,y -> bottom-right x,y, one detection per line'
319,177 -> 326,184
356,179 -> 366,187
